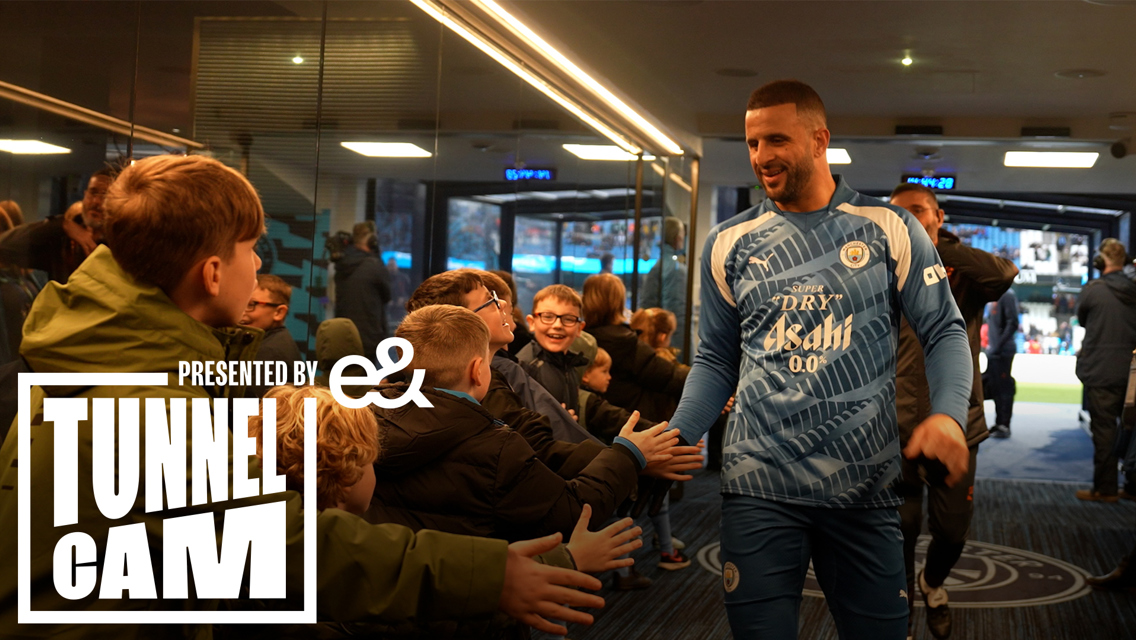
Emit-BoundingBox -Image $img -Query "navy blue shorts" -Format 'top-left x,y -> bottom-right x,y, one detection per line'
720,495 -> 909,640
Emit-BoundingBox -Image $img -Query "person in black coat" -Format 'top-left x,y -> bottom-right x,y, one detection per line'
1075,238 -> 1136,501
582,274 -> 688,420
333,222 -> 391,361
985,287 -> 1019,438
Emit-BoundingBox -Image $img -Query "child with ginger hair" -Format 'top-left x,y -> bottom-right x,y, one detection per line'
249,385 -> 380,514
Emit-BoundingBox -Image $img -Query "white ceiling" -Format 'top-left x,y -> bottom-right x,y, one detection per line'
503,0 -> 1136,193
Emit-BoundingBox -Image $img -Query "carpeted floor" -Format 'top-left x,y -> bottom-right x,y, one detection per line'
544,470 -> 1136,640
975,401 -> 1099,484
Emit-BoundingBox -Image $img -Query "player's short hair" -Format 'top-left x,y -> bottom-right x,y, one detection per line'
250,385 -> 380,511
396,305 -> 490,389
583,273 -> 626,327
257,274 -> 292,305
1100,238 -> 1128,268
488,269 -> 519,307
585,347 -> 611,374
352,221 -> 375,246
407,269 -> 485,312
890,183 -> 939,208
663,217 -> 685,248
103,154 -> 265,293
630,307 -> 677,348
480,271 -> 513,306
746,79 -> 827,130
532,284 -> 583,315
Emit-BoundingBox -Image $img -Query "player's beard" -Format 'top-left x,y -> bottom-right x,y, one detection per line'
760,153 -> 814,209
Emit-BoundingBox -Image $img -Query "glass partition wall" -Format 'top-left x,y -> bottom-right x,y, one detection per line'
0,0 -> 695,362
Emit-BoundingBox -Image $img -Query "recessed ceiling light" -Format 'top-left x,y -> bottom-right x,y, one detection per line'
341,142 -> 432,157
1054,68 -> 1105,79
292,56 -> 304,64
563,144 -> 655,161
901,56 -> 913,66
0,140 -> 71,154
715,68 -> 759,78
827,148 -> 851,164
1004,151 -> 1099,168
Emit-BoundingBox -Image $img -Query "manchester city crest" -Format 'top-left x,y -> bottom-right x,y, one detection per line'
840,241 -> 870,269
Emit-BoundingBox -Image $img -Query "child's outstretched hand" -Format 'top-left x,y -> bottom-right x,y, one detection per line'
566,504 -> 643,573
618,412 -> 679,463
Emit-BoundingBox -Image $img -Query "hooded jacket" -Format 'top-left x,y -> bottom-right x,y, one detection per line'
588,323 -> 688,421
896,229 -> 1017,445
0,247 -> 507,639
366,384 -> 639,540
1076,270 -> 1136,387
333,246 -> 391,358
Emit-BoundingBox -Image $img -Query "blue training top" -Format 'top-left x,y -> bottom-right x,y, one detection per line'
671,177 -> 971,508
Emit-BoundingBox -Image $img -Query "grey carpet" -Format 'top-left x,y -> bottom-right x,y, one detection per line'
544,470 -> 1136,640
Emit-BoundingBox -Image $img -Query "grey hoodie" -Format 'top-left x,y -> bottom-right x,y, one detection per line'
1076,271 -> 1136,387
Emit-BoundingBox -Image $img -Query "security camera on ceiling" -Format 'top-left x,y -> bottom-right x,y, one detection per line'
1111,139 -> 1130,159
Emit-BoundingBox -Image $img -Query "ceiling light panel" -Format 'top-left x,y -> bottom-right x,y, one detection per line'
470,0 -> 684,156
0,140 -> 71,154
410,0 -> 642,155
1003,151 -> 1098,168
563,144 -> 655,161
341,142 -> 432,157
827,148 -> 851,164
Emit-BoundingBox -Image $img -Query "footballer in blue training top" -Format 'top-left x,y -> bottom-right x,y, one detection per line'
667,80 -> 972,639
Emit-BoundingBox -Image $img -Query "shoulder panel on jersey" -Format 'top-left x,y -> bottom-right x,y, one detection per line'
710,209 -> 777,307
836,201 -> 912,291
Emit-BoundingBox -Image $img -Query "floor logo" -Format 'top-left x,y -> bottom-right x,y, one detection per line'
696,535 -> 1091,608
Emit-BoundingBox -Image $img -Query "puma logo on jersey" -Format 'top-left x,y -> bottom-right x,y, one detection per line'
748,254 -> 773,272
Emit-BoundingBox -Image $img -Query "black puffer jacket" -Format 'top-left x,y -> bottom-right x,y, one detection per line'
1076,271 -> 1136,388
588,323 -> 688,420
366,384 -> 640,541
333,246 -> 391,358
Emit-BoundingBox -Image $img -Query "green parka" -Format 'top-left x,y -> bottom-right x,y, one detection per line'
0,247 -> 507,639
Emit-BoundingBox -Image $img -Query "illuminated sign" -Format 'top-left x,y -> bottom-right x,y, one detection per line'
902,174 -> 956,190
504,167 -> 556,181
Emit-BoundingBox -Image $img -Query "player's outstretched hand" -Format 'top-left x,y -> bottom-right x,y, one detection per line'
643,445 -> 705,481
499,533 -> 605,635
618,413 -> 679,463
903,413 -> 969,486
566,504 -> 643,573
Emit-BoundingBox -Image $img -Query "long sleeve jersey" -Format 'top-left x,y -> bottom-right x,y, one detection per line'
670,177 -> 971,508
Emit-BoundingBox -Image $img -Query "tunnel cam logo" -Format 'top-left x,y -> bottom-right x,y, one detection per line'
697,536 -> 1092,608
839,241 -> 870,269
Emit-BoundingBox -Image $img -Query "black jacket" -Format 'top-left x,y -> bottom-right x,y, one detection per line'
1076,271 -> 1136,388
0,216 -> 88,283
366,384 -> 639,541
483,368 -> 621,479
516,340 -> 588,410
578,385 -> 646,445
897,230 -> 1017,445
333,246 -> 391,358
589,323 -> 688,420
245,325 -> 305,398
986,288 -> 1019,358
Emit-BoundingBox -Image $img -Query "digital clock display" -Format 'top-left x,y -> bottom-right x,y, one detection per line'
505,168 -> 556,181
902,174 -> 956,190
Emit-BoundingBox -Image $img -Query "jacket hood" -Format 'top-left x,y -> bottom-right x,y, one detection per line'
1103,271 -> 1136,307
21,246 -> 262,379
373,384 -> 502,477
334,245 -> 372,278
316,317 -> 365,368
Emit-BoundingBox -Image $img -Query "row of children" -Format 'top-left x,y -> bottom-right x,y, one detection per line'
0,153 -> 703,639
